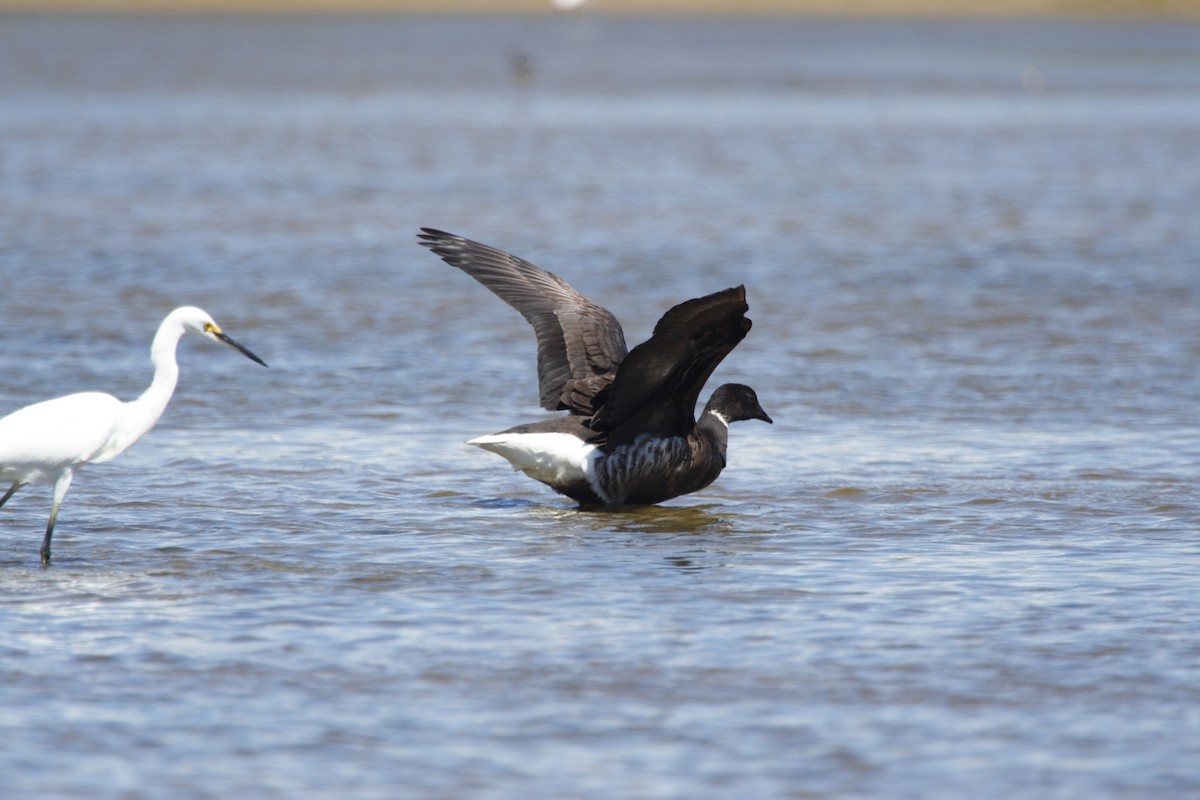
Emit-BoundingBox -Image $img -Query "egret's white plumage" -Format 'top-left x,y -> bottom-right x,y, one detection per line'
0,306 -> 267,565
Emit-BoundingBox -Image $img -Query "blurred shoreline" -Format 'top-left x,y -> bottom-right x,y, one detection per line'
2,0 -> 1198,17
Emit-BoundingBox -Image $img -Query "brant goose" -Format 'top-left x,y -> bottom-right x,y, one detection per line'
418,228 -> 772,507
0,307 -> 267,564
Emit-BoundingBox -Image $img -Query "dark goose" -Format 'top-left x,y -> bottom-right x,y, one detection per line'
419,228 -> 772,507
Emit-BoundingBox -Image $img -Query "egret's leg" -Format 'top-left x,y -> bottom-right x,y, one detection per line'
40,471 -> 74,566
0,482 -> 20,509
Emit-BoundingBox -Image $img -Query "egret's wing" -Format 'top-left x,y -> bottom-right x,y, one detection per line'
0,392 -> 124,475
419,228 -> 628,416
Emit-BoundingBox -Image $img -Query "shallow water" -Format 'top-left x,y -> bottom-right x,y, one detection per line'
1,13 -> 1199,799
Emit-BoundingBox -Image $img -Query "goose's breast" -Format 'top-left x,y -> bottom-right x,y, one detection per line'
597,435 -> 720,506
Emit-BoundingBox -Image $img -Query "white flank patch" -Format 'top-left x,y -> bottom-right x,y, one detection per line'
467,432 -> 600,489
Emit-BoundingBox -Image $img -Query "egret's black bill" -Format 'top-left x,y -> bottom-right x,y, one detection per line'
215,332 -> 268,367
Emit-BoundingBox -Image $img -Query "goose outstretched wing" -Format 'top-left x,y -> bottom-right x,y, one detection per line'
419,228 -> 628,416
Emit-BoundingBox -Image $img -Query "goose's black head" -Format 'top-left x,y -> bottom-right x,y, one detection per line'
704,383 -> 773,425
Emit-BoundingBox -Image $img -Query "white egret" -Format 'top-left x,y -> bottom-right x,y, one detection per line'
0,306 -> 267,565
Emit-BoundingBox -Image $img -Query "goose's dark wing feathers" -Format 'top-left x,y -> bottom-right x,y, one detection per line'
589,286 -> 751,446
419,228 -> 628,415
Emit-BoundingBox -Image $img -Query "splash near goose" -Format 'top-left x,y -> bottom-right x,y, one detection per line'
419,228 -> 771,507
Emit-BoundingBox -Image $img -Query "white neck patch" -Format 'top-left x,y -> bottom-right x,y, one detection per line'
708,410 -> 731,429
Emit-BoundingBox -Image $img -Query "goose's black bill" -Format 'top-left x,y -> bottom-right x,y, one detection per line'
215,332 -> 268,367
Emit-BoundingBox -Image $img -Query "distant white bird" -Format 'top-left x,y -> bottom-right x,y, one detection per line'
0,306 -> 267,565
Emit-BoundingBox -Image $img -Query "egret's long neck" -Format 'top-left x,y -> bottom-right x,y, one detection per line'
120,319 -> 185,449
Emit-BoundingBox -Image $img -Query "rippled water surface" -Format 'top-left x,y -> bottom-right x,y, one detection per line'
1,13 -> 1199,799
